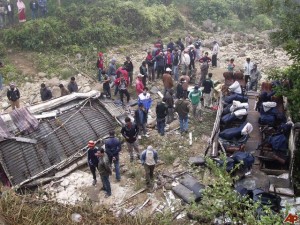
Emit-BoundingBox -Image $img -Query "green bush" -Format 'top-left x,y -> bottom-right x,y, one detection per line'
0,42 -> 6,58
252,14 -> 273,30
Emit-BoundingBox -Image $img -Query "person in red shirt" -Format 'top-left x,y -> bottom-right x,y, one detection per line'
116,66 -> 129,81
165,49 -> 173,70
146,51 -> 155,82
96,52 -> 104,82
135,74 -> 145,95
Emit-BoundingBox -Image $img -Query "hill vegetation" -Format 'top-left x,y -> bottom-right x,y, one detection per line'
0,0 -> 287,53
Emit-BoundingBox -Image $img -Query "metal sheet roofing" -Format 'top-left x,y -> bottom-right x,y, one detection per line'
0,99 -> 116,186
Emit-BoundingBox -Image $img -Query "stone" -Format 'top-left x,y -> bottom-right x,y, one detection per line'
221,40 -> 227,46
47,77 -> 60,87
81,86 -> 91,93
226,39 -> 233,44
24,82 -> 32,89
247,34 -> 255,42
51,86 -> 61,98
2,102 -> 9,108
38,72 -> 47,78
238,52 -> 246,57
256,40 -> 265,45
257,44 -> 266,50
202,19 -> 213,32
60,179 -> 70,187
75,53 -> 82,60
233,33 -> 242,41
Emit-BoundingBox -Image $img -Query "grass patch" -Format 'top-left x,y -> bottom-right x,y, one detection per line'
127,163 -> 145,191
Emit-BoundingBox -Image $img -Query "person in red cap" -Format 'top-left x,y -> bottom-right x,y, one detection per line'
87,140 -> 100,186
135,74 -> 144,96
96,52 -> 104,82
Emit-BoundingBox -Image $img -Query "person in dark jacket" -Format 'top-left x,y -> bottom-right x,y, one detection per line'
97,148 -> 112,198
29,0 -> 38,19
134,103 -> 148,139
167,38 -> 175,52
105,131 -> 121,181
40,83 -> 52,101
156,98 -> 168,136
172,48 -> 180,81
175,95 -> 190,134
176,38 -> 185,51
102,72 -> 111,98
87,140 -> 100,186
176,78 -> 185,99
164,89 -> 174,123
67,77 -> 78,93
155,52 -> 165,79
38,0 -> 47,17
139,61 -> 148,86
121,117 -> 140,162
5,0 -> 14,25
7,82 -> 20,109
124,56 -> 134,85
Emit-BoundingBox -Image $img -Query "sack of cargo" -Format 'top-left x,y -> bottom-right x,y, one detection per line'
259,114 -> 276,125
229,81 -> 242,94
268,133 -> 288,152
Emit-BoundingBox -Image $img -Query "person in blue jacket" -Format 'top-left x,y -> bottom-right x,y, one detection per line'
104,131 -> 122,182
138,87 -> 152,113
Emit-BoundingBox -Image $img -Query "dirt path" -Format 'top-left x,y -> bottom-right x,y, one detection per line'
7,52 -> 38,77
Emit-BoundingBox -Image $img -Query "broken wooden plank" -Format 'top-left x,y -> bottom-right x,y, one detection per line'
118,188 -> 147,206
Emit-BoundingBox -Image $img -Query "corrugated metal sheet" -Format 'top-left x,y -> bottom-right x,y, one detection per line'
0,100 -> 116,186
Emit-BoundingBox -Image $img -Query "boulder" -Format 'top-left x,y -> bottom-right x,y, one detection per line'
81,86 -> 91,93
47,77 -> 60,87
238,52 -> 246,57
233,33 -> 242,41
221,40 -> 227,46
38,72 -> 47,78
256,40 -> 265,45
51,86 -> 61,98
24,82 -> 32,89
92,83 -> 103,92
226,39 -> 233,44
75,53 -> 82,60
202,19 -> 213,32
257,44 -> 266,50
247,34 -> 255,42
2,102 -> 9,108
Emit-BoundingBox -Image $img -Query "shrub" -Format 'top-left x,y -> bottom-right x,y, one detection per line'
252,14 -> 273,30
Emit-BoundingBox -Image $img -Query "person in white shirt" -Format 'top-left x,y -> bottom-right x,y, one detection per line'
244,57 -> 253,85
181,49 -> 190,75
212,41 -> 219,67
141,146 -> 158,188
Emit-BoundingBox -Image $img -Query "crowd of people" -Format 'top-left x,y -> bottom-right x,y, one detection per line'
0,31 -> 263,197
0,0 -> 47,28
